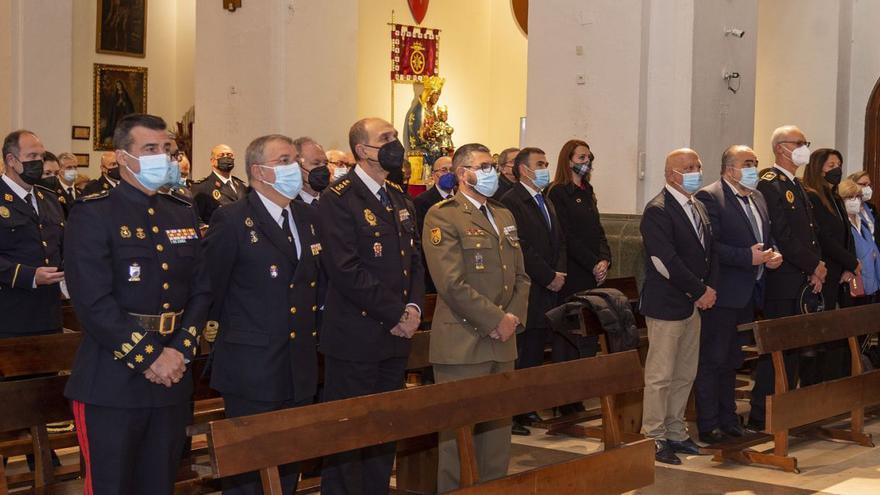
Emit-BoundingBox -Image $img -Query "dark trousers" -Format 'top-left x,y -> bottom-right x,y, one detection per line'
802,284 -> 852,386
221,394 -> 313,495
694,303 -> 750,433
320,356 -> 407,495
748,299 -> 800,427
515,327 -> 546,370
72,400 -> 189,495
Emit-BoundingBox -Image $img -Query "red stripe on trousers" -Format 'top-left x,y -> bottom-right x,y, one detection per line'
72,400 -> 94,495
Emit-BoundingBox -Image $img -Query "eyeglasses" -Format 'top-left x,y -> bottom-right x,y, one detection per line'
433,167 -> 452,174
779,140 -> 811,148
464,163 -> 497,173
170,151 -> 186,161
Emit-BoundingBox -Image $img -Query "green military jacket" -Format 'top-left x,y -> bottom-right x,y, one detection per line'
422,191 -> 530,365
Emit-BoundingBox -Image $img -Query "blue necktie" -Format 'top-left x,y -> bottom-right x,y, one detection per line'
378,187 -> 392,211
535,193 -> 551,229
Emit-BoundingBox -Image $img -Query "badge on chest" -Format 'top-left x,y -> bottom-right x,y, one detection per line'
128,263 -> 141,282
474,252 -> 485,271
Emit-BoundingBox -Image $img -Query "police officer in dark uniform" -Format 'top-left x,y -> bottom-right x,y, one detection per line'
318,117 -> 425,495
0,130 -> 65,338
192,144 -> 247,225
748,125 -> 825,430
81,152 -> 121,196
204,134 -> 322,495
52,152 -> 84,217
64,114 -> 211,495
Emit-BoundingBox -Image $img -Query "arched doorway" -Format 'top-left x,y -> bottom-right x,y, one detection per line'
865,76 -> 880,208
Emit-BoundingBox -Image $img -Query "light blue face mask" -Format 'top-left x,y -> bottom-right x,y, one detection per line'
123,151 -> 172,192
738,167 -> 759,190
675,170 -> 703,194
165,161 -> 185,188
469,168 -> 499,197
260,163 -> 303,200
531,168 -> 551,189
332,166 -> 348,180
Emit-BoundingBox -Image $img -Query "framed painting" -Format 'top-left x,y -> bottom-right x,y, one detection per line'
93,63 -> 148,151
96,0 -> 147,57
74,153 -> 90,168
71,126 -> 90,140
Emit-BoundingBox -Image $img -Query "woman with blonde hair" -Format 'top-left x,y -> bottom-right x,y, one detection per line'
847,170 -> 879,247
840,178 -> 880,304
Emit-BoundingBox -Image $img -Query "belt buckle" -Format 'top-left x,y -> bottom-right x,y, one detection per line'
158,312 -> 177,336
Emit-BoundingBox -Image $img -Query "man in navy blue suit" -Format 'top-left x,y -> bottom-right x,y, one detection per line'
693,145 -> 783,445
640,148 -> 716,465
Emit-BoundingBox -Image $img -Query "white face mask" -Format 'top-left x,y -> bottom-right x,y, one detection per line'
862,185 -> 873,202
845,197 -> 862,216
62,169 -> 78,183
789,145 -> 811,167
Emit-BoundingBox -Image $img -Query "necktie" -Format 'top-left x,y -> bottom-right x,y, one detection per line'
378,187 -> 392,211
479,204 -> 490,220
534,193 -> 551,229
23,193 -> 37,217
686,199 -> 704,247
68,187 -> 75,200
738,195 -> 764,280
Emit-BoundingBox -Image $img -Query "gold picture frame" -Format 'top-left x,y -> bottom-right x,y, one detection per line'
96,0 -> 147,58
93,63 -> 148,151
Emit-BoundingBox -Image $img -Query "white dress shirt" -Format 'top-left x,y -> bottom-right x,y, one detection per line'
214,170 -> 236,192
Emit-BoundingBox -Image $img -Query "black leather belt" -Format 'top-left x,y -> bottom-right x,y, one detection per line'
130,311 -> 183,336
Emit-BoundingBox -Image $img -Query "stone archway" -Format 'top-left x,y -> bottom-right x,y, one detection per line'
865,76 -> 880,208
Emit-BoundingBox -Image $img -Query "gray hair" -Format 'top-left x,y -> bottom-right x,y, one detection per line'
771,125 -> 801,151
57,152 -> 78,165
452,143 -> 491,172
292,136 -> 318,155
245,134 -> 294,181
2,130 -> 37,165
721,145 -> 751,173
498,147 -> 519,167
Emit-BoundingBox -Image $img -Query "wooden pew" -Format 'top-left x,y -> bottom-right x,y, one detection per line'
195,351 -> 653,494
710,304 -> 880,473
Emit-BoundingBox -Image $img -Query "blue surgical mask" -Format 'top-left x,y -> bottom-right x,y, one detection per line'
675,170 -> 703,194
166,161 -> 183,188
531,168 -> 551,189
260,163 -> 303,200
332,166 -> 348,180
123,151 -> 172,192
468,169 -> 499,197
438,172 -> 457,191
62,169 -> 78,183
738,167 -> 759,190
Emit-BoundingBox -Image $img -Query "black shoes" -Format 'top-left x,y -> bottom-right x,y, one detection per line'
667,437 -> 701,455
557,402 -> 586,416
515,411 -> 544,426
698,428 -> 728,445
653,439 -> 681,465
511,422 -> 531,436
721,424 -> 747,438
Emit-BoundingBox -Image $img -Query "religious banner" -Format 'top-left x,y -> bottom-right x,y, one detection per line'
390,24 -> 440,82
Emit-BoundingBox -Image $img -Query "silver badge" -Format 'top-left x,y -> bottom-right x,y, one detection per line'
128,263 -> 141,282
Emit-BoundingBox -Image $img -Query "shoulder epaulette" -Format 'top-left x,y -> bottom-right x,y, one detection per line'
232,175 -> 246,184
760,169 -> 777,181
192,177 -> 207,185
77,190 -> 110,203
159,189 -> 193,206
486,198 -> 506,208
437,197 -> 456,208
330,178 -> 352,196
384,180 -> 404,193
34,184 -> 58,197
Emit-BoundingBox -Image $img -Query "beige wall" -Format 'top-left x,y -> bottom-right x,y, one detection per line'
70,0 -> 193,179
355,0 -> 527,155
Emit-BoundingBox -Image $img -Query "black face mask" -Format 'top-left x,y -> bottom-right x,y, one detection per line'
18,158 -> 44,185
386,167 -> 405,189
217,157 -> 235,172
364,139 -> 405,171
40,175 -> 60,190
824,167 -> 842,186
307,165 -> 331,193
107,167 -> 121,181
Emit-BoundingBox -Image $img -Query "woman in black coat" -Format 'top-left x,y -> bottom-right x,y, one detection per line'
546,139 -> 612,300
802,148 -> 859,384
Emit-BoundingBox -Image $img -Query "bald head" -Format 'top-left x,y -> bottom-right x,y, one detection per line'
349,117 -> 397,165
664,148 -> 702,195
771,125 -> 808,170
100,151 -> 117,174
210,144 -> 236,176
326,149 -> 348,178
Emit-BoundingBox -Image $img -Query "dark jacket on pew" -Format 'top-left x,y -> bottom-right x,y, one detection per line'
204,190 -> 321,403
695,180 -> 771,309
639,187 -> 715,320
63,182 -> 212,407
0,181 -> 64,336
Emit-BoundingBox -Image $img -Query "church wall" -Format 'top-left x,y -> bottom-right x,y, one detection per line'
844,0 -> 880,172
1,0 -> 73,156
70,0 -> 188,178
753,0 -> 842,169
355,0 -> 527,158
526,0 -> 645,214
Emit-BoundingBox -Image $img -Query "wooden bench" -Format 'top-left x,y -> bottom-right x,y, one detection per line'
194,351 -> 653,494
710,304 -> 880,473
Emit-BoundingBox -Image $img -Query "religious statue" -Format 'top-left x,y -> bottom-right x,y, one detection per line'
404,76 -> 454,165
